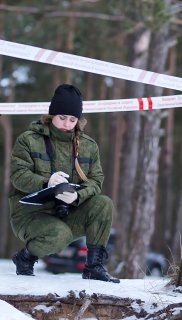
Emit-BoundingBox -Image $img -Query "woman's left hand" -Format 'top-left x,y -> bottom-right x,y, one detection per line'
55,191 -> 78,204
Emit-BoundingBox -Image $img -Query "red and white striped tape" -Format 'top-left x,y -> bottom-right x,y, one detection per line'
0,39 -> 182,91
0,95 -> 182,114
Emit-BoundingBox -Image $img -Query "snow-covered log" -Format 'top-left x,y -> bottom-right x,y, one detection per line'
0,289 -> 182,320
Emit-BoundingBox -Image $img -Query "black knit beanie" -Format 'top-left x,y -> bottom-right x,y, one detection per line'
49,84 -> 83,118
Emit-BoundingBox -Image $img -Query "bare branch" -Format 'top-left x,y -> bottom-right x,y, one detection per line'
0,4 -> 44,13
0,4 -> 125,21
46,10 -> 125,21
73,298 -> 91,320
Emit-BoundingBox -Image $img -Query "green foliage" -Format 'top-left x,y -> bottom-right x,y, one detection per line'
0,0 -> 181,146
0,0 -> 182,228
106,0 -> 170,31
136,0 -> 170,30
0,0 -> 181,155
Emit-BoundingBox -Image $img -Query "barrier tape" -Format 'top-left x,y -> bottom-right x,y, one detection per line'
0,39 -> 182,91
0,94 -> 182,114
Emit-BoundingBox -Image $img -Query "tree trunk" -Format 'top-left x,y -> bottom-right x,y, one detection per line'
0,75 -> 14,258
116,26 -> 151,266
152,108 -> 174,257
152,44 -> 177,257
125,110 -> 162,278
1,291 -> 181,320
124,0 -> 171,278
172,180 -> 182,262
52,27 -> 62,89
0,115 -> 13,257
97,79 -> 106,150
105,79 -> 123,205
65,1 -> 75,84
0,0 -> 13,257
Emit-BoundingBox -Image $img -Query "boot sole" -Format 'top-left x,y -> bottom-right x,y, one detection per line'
82,271 -> 120,283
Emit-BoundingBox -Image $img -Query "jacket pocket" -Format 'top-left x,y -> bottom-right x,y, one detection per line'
77,157 -> 92,175
32,156 -> 51,176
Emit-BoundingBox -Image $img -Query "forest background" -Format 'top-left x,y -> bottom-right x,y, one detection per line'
0,0 -> 182,279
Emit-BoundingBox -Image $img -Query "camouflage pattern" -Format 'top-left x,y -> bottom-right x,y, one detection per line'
9,120 -> 113,257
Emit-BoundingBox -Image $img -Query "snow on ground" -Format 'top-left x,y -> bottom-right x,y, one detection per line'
0,259 -> 181,319
0,299 -> 33,320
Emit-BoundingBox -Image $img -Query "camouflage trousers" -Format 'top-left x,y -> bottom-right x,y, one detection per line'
21,195 -> 113,258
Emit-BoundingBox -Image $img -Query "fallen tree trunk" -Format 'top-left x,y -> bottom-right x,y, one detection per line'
0,291 -> 182,320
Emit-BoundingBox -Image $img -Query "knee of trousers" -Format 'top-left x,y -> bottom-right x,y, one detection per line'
28,221 -> 73,257
89,194 -> 113,220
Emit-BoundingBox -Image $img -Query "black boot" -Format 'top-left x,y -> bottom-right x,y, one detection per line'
82,245 -> 120,283
12,248 -> 38,276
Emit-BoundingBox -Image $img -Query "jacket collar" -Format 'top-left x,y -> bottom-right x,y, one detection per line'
49,123 -> 74,142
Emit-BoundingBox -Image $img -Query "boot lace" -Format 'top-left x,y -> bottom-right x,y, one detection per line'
93,246 -> 108,265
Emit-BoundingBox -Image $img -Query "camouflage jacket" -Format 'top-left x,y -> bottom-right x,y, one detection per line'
9,120 -> 104,234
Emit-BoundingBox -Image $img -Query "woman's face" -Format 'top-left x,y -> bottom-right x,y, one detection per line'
52,115 -> 78,132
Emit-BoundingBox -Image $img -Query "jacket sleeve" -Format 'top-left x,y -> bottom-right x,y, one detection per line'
10,133 -> 48,194
73,142 -> 104,206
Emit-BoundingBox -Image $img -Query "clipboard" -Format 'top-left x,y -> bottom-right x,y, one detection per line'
19,182 -> 86,205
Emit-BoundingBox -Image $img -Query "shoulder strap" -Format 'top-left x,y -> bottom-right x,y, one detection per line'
44,135 -> 54,159
43,135 -> 55,173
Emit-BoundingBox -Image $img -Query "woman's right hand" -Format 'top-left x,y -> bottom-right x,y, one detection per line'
48,171 -> 69,187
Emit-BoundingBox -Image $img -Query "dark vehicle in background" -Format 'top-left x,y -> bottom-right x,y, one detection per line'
43,229 -> 167,276
43,228 -> 116,274
44,237 -> 87,274
145,251 -> 167,277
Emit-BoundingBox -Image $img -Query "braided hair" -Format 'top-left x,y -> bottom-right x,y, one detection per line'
73,118 -> 88,182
